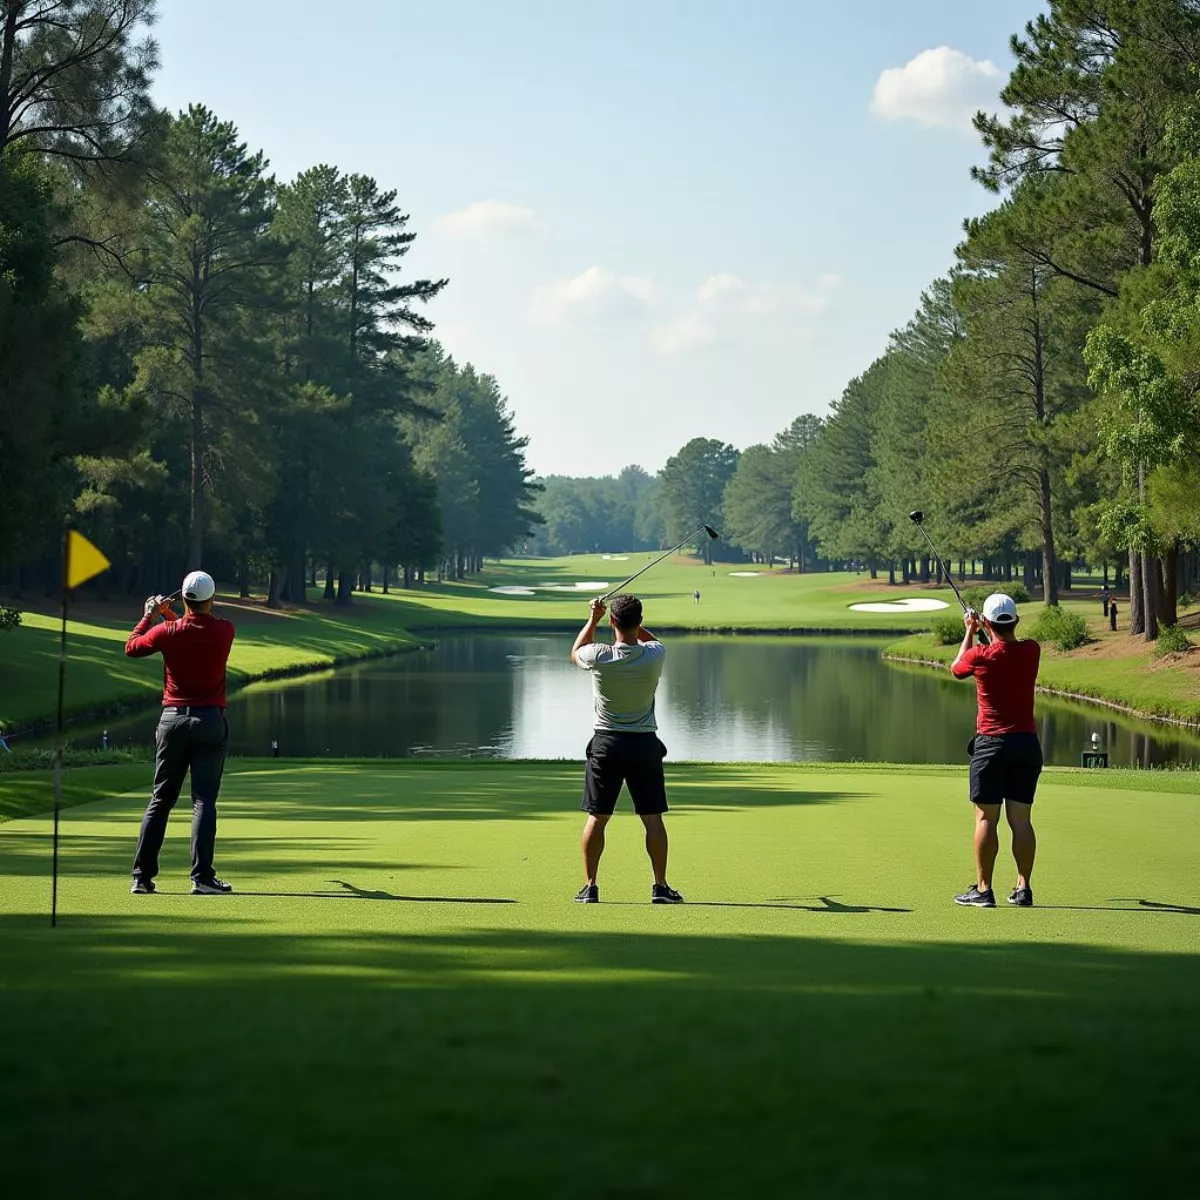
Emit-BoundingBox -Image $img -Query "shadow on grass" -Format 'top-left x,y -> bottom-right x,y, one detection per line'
236,880 -> 517,904
0,919 -> 1196,1195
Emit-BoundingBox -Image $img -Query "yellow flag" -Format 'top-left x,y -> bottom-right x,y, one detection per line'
66,530 -> 110,589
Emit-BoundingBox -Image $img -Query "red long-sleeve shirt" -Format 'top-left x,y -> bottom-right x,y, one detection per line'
125,612 -> 236,708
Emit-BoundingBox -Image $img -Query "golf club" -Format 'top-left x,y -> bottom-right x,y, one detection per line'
908,510 -> 987,644
599,525 -> 720,603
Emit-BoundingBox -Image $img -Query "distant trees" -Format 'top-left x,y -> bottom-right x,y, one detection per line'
659,438 -> 739,564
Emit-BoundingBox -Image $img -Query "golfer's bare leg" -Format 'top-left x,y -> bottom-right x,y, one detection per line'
640,813 -> 668,887
581,814 -> 610,885
973,803 -> 1001,891
1005,800 -> 1036,889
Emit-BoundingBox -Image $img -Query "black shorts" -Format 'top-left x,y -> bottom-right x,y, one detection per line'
969,732 -> 1043,807
581,731 -> 668,816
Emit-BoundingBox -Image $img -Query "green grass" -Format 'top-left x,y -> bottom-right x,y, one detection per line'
1,560 -> 959,732
1,760 -> 1197,1195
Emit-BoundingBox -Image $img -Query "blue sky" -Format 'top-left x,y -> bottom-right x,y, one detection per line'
153,0 -> 1043,476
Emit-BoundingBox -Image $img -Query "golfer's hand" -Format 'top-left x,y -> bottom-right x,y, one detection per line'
143,594 -> 163,618
964,609 -> 980,634
589,598 -> 607,623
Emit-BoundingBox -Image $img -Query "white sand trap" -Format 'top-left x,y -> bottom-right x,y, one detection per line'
600,555 -> 630,561
849,598 -> 950,613
537,581 -> 610,592
729,571 -> 760,577
489,585 -> 536,596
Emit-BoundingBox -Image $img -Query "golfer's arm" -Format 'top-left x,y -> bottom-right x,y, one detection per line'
125,617 -> 166,658
636,627 -> 657,643
570,618 -> 600,664
950,629 -> 975,676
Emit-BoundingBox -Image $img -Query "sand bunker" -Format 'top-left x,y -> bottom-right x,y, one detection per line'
489,585 -> 536,596
600,555 -> 630,561
729,571 -> 760,577
848,598 -> 950,613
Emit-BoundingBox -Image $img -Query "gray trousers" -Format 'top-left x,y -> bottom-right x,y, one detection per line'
132,706 -> 228,883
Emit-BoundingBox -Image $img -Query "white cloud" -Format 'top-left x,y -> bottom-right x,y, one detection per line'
433,199 -> 541,236
818,272 -> 842,291
697,273 -> 746,303
651,312 -> 716,355
651,274 -> 833,356
870,46 -> 1000,133
530,266 -> 655,325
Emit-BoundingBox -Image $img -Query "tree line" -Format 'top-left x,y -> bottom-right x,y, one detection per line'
0,1 -> 539,606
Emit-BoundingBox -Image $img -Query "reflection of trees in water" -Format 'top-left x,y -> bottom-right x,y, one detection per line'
662,641 -> 975,763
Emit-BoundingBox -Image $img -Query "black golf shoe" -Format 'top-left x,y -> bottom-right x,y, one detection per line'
191,877 -> 234,895
1008,885 -> 1034,907
574,884 -> 599,904
954,884 -> 995,907
130,878 -> 155,895
652,883 -> 685,904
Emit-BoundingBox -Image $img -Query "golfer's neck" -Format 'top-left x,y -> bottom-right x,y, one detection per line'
613,628 -> 640,645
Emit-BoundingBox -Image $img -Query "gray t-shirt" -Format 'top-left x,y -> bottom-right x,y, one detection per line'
574,639 -> 665,732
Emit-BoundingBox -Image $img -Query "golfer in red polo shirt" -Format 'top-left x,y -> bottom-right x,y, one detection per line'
125,570 -> 236,895
950,593 -> 1042,908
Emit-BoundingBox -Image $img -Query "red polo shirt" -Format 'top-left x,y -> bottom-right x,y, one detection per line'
951,638 -> 1040,735
125,611 -> 236,708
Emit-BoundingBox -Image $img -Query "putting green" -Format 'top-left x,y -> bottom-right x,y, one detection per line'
1,760 -> 1196,1194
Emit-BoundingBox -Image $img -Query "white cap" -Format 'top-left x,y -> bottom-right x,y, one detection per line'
181,570 -> 215,602
983,593 -> 1017,625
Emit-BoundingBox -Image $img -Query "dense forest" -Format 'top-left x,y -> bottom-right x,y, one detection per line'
532,1 -> 1200,642
0,1 -> 539,606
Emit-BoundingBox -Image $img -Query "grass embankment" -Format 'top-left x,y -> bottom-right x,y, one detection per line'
1,559 -> 958,733
1,760 -> 1196,1194
887,602 -> 1200,726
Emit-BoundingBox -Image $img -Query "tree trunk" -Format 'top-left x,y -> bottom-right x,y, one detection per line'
868,558 -> 878,581
1161,546 -> 1178,626
919,555 -> 930,583
238,562 -> 250,600
336,570 -> 352,606
266,567 -> 283,610
323,557 -> 336,601
1145,553 -> 1162,640
381,565 -> 390,594
888,560 -> 896,586
1129,551 -> 1145,635
188,389 -> 204,569
417,566 -> 425,585
901,560 -> 910,585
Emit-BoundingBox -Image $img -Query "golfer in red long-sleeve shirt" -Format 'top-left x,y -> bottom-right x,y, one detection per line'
125,570 -> 236,895
950,593 -> 1042,908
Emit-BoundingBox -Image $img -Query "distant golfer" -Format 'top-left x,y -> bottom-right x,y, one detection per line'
125,571 -> 236,895
950,593 -> 1041,908
570,594 -> 682,904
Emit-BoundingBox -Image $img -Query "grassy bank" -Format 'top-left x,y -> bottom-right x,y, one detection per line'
1,558 -> 960,733
886,607 -> 1200,726
1,759 -> 1196,1195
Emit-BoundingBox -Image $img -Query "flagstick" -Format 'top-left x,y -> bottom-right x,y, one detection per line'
52,528 -> 68,928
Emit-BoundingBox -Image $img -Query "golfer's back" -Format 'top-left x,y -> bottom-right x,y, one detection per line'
576,640 -> 665,732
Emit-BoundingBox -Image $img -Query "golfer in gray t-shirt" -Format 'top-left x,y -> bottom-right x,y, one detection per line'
569,593 -> 683,905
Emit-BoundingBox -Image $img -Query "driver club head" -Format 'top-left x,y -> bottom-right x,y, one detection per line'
703,525 -> 720,540
908,510 -> 924,525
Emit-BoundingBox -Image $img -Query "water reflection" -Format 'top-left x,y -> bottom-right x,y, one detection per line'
44,635 -> 1200,766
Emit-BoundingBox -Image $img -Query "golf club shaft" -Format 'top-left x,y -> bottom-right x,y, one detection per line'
913,524 -> 968,612
600,527 -> 711,602
912,524 -> 987,644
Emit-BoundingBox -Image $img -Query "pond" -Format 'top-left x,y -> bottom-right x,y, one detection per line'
42,634 -> 1200,767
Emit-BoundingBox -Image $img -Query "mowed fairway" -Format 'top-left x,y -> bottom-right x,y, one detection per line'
2,761 -> 1197,1196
